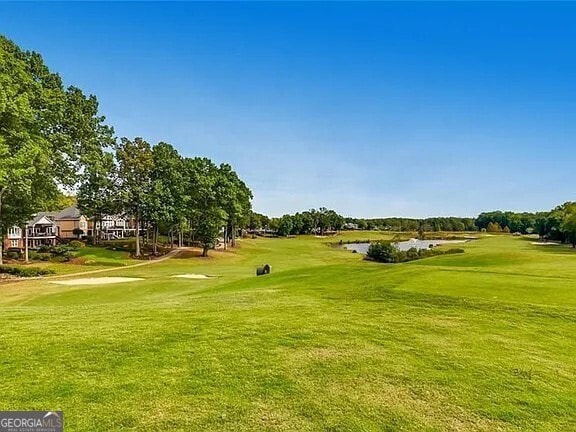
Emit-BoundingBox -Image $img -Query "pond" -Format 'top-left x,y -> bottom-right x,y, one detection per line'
342,238 -> 467,254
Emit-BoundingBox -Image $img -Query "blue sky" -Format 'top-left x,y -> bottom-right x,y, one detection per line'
1,2 -> 575,218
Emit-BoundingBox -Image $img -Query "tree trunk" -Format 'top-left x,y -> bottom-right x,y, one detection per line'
24,224 -> 29,263
231,222 -> 237,247
223,226 -> 227,251
202,244 -> 208,257
0,186 -> 5,265
153,225 -> 158,255
0,231 -> 3,265
135,217 -> 141,257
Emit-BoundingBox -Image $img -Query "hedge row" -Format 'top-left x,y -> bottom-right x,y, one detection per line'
0,265 -> 55,277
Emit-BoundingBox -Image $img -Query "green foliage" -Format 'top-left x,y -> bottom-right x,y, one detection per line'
486,221 -> 502,232
6,251 -> 20,260
72,228 -> 84,237
345,216 -> 476,232
0,264 -> 54,277
366,241 -> 398,263
0,36 -> 113,264
269,208 -> 345,236
277,214 -> 294,236
68,240 -> 85,250
367,241 -> 465,263
561,205 -> 576,247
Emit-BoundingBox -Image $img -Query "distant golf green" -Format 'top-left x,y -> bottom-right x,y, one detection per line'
1,234 -> 575,431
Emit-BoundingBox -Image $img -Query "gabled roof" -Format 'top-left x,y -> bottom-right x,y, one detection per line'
28,212 -> 57,226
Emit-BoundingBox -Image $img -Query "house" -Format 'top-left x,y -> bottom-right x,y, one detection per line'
87,215 -> 137,240
4,212 -> 59,251
54,206 -> 88,239
3,206 -> 88,252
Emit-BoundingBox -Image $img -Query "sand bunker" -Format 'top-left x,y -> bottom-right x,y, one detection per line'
172,274 -> 214,279
531,242 -> 560,246
52,277 -> 144,286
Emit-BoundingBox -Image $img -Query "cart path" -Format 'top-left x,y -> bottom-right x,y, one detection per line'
43,247 -> 196,280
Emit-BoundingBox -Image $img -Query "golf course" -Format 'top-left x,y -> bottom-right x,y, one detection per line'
1,233 -> 575,431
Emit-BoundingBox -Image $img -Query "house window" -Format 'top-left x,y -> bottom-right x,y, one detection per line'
10,240 -> 18,248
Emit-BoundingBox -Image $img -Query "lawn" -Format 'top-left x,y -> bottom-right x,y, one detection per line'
0,234 -> 575,431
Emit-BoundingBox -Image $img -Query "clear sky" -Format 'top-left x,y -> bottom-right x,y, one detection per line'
1,2 -> 575,218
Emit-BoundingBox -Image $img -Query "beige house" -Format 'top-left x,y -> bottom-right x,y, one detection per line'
54,206 -> 88,239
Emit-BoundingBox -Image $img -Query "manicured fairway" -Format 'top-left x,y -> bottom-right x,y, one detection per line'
1,234 -> 576,431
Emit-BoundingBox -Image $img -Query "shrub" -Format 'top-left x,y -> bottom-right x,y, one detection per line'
6,251 -> 21,260
366,242 -> 465,264
0,265 -> 55,277
366,241 -> 398,263
68,240 -> 84,250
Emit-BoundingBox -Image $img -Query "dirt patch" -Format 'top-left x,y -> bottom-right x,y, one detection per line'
172,274 -> 214,279
51,277 -> 144,286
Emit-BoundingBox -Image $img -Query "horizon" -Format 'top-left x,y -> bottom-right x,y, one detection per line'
1,2 -> 575,218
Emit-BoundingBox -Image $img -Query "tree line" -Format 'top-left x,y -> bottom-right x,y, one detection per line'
248,208 -> 345,236
78,138 -> 252,257
344,217 -> 477,232
0,35 -> 252,261
476,203 -> 576,246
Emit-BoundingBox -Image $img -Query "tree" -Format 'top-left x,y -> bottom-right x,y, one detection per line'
562,212 -> 576,248
184,157 -> 225,257
116,137 -> 154,257
147,142 -> 184,254
217,163 -> 252,248
277,215 -> 293,236
0,36 -> 112,263
77,151 -> 119,244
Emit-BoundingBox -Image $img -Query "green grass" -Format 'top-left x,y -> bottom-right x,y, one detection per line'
1,234 -> 576,431
74,245 -> 136,266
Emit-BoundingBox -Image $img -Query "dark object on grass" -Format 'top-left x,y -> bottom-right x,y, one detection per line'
256,264 -> 272,276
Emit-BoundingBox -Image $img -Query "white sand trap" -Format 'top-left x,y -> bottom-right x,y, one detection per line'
531,242 -> 560,246
172,274 -> 214,279
52,277 -> 144,286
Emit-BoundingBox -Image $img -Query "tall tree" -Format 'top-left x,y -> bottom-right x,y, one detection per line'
147,142 -> 184,254
217,163 -> 252,248
184,157 -> 225,257
77,151 -> 119,244
0,36 -> 112,262
116,137 -> 154,257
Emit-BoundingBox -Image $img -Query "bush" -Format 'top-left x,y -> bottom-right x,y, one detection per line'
68,240 -> 84,250
366,242 -> 465,264
6,251 -> 21,260
0,265 -> 55,277
366,241 -> 398,263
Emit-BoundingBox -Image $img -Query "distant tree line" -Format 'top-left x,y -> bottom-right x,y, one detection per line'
344,217 -> 477,232
0,35 -> 252,261
248,208 -> 345,236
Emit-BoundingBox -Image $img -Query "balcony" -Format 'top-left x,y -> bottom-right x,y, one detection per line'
27,231 -> 56,238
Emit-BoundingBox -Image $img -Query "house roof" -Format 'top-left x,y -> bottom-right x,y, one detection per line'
54,206 -> 82,220
28,212 -> 57,226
